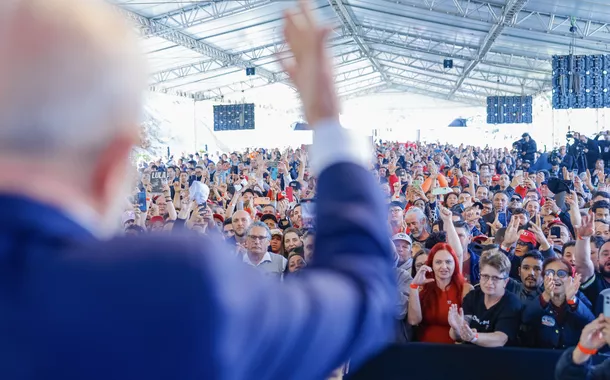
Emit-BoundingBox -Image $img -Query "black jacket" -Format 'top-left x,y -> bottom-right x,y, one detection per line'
555,348 -> 610,380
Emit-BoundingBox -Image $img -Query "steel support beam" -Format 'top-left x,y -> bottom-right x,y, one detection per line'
389,83 -> 484,107
329,0 -> 390,82
371,49 -> 548,89
376,56 -> 542,94
143,0 -> 274,38
117,7 -> 280,85
340,83 -> 391,101
385,0 -> 610,46
358,24 -> 549,75
448,0 -> 529,99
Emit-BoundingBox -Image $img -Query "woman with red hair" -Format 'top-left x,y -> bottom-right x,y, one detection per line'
407,243 -> 473,343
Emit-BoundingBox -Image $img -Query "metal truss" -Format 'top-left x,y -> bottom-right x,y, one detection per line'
382,0 -> 610,47
449,0 -> 529,99
389,73 -> 486,103
339,83 -> 392,101
389,83 -> 484,107
382,65 -> 521,96
336,76 -> 384,96
238,35 -> 353,61
135,0 -> 274,38
149,49 -> 366,96
117,7 -> 280,85
150,59 -> 229,86
357,25 -> 550,75
328,0 -> 390,82
372,50 -> 546,93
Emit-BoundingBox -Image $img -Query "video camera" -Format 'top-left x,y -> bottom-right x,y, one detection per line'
548,149 -> 561,166
511,139 -> 525,155
566,131 -> 585,155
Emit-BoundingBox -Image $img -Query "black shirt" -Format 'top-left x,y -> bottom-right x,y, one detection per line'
582,273 -> 610,314
462,287 -> 522,346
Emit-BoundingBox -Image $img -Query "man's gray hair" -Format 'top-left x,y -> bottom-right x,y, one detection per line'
246,221 -> 271,239
405,207 -> 427,222
0,0 -> 148,158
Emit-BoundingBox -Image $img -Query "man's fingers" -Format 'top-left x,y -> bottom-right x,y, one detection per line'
298,0 -> 314,26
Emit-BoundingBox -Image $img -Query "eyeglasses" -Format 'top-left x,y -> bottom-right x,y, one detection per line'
480,274 -> 507,283
247,235 -> 269,241
543,269 -> 569,279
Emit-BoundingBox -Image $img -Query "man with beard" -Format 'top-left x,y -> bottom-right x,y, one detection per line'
404,207 -> 430,245
574,215 -> 610,314
506,251 -> 544,302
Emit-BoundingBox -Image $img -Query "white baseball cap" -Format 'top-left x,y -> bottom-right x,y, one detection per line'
392,233 -> 412,244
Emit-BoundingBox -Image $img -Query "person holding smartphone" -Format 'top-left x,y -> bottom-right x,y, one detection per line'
555,315 -> 610,380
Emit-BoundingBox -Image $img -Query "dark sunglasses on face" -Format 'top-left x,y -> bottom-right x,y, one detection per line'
543,269 -> 569,278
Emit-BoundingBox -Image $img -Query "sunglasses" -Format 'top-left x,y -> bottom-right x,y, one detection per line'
543,269 -> 570,279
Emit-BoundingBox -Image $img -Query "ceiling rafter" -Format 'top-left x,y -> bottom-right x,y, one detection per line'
389,83 -> 484,106
328,0 -> 390,82
142,0 -> 274,38
117,7 -> 284,87
382,0 -> 610,46
358,24 -> 550,75
339,83 -> 392,101
448,0 -> 530,99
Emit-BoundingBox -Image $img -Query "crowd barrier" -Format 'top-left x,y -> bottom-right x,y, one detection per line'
348,343 -> 606,380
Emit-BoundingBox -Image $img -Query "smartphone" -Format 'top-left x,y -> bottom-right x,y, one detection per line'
550,226 -> 561,238
301,199 -> 316,229
240,179 -> 248,187
254,197 -> 271,206
412,179 -> 423,187
497,212 -> 507,227
137,191 -> 147,212
270,167 -> 278,180
515,170 -> 523,177
286,187 -> 294,203
601,289 -> 610,316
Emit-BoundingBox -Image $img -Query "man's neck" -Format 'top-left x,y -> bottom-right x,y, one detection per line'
247,251 -> 265,265
417,230 -> 430,241
235,234 -> 246,244
0,159 -> 104,237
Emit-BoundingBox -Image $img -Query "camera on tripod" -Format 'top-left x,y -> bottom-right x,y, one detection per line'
566,130 -> 585,156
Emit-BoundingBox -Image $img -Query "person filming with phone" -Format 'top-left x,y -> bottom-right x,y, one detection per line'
555,314 -> 610,380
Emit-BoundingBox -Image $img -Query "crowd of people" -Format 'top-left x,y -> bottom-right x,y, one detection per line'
128,129 -> 610,375
6,0 -> 609,378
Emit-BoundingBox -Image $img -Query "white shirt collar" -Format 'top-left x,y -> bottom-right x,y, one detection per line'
243,251 -> 272,267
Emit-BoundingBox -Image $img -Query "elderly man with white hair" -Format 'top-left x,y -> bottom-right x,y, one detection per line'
0,1 -> 395,379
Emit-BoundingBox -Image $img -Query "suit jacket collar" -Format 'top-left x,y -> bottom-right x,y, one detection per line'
0,195 -> 95,242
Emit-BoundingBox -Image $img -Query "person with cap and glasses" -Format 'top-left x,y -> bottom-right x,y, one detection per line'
0,1 -> 396,379
392,233 -> 413,273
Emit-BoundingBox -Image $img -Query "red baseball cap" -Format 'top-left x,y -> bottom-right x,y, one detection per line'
519,230 -> 537,246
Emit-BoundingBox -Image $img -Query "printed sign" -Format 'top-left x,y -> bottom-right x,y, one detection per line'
150,171 -> 167,193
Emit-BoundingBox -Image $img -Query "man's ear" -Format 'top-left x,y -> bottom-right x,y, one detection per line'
89,135 -> 135,213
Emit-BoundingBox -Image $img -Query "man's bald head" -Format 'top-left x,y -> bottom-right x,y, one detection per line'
0,0 -> 147,237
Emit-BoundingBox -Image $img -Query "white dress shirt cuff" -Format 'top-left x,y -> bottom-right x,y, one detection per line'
309,119 -> 372,175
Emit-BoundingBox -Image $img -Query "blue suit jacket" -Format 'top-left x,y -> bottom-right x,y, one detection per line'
0,162 -> 395,380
